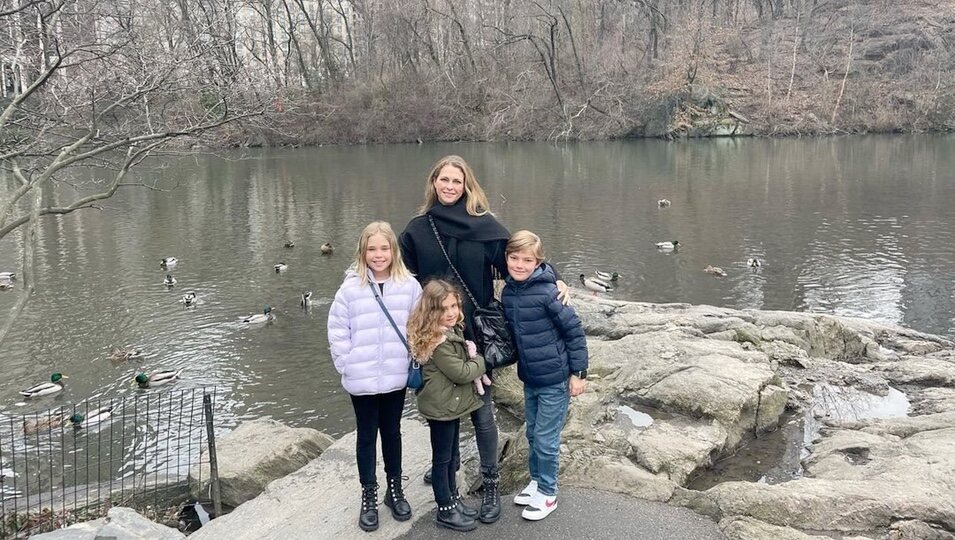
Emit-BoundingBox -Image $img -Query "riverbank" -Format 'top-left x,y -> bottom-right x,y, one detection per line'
216,0 -> 954,148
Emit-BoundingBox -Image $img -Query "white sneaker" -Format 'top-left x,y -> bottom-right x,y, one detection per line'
513,480 -> 538,505
521,490 -> 557,521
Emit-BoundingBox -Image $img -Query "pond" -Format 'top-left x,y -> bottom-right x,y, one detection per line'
1,135 -> 954,438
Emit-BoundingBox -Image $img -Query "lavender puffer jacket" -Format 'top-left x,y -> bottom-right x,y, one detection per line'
327,269 -> 422,396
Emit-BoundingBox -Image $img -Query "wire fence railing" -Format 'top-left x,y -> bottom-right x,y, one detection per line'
0,388 -> 219,538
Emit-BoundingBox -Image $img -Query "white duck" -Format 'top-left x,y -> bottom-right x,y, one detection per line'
243,305 -> 275,324
160,257 -> 178,269
579,274 -> 613,295
655,240 -> 680,250
20,373 -> 68,397
134,369 -> 183,388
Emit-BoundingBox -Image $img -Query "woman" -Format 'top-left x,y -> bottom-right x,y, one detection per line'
399,155 -> 567,524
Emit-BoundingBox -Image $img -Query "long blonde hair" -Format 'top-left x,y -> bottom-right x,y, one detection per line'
350,221 -> 413,286
416,155 -> 492,216
407,280 -> 464,362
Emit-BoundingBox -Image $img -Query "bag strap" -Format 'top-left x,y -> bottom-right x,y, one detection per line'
368,282 -> 412,354
427,215 -> 480,309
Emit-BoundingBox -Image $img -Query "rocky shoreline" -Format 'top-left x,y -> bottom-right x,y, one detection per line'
41,295 -> 954,539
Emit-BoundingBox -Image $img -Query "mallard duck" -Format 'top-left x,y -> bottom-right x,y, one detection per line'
320,243 -> 334,255
657,199 -> 672,208
274,263 -> 288,273
704,265 -> 728,277
594,270 -> 620,282
163,274 -> 176,286
0,272 -> 15,280
109,346 -> 143,362
69,405 -> 114,428
301,291 -> 312,308
181,291 -> 197,306
160,257 -> 178,269
243,305 -> 274,324
23,411 -> 67,435
747,258 -> 761,270
579,274 -> 613,295
19,373 -> 68,398
284,240 -> 295,248
655,240 -> 679,250
134,369 -> 183,388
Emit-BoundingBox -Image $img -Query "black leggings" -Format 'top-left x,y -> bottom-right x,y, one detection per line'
350,388 -> 407,486
427,418 -> 461,506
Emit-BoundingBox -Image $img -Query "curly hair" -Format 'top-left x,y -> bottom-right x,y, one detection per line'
407,279 -> 463,362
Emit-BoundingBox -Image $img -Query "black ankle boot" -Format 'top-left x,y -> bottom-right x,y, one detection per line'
479,472 -> 501,524
359,483 -> 378,532
454,491 -> 478,519
383,475 -> 412,521
436,502 -> 477,532
423,469 -> 432,484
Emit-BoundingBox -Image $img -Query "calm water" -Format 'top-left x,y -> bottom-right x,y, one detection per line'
1,136 -> 954,438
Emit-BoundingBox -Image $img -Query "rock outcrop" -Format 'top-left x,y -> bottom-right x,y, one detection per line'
491,295 -> 955,540
30,507 -> 185,540
189,417 -> 335,507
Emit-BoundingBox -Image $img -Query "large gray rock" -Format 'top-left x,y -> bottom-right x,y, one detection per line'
30,507 -> 183,540
189,418 -> 335,507
190,420 -> 434,539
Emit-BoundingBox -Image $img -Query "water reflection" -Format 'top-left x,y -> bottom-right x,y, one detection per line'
0,136 -> 953,440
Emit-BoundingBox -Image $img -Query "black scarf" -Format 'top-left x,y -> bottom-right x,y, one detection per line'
425,196 -> 509,242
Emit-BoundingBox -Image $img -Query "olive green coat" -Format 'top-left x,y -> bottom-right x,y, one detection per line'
416,326 -> 487,421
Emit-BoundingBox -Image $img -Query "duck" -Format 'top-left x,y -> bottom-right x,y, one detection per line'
23,411 -> 67,435
301,291 -> 312,308
19,373 -> 68,398
320,243 -> 334,255
704,265 -> 728,277
655,240 -> 679,250
284,240 -> 295,248
134,369 -> 183,388
747,258 -> 762,270
0,272 -> 15,280
69,405 -> 114,428
657,199 -> 672,208
181,291 -> 198,306
594,270 -> 620,282
109,346 -> 143,362
579,274 -> 613,295
160,257 -> 178,269
163,274 -> 176,286
274,263 -> 288,273
243,305 -> 275,324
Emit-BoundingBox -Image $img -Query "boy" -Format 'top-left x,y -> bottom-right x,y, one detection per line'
501,230 -> 588,521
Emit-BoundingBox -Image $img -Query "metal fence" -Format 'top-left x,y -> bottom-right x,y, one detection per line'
0,388 -> 218,538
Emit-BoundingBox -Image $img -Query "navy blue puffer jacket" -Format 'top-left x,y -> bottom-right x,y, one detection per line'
502,263 -> 588,388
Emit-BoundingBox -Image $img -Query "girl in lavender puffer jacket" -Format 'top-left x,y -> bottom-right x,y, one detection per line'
327,221 -> 422,532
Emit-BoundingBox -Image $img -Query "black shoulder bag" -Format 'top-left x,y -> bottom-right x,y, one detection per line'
427,216 -> 518,369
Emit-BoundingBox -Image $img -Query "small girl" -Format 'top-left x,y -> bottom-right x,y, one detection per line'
407,279 -> 486,532
501,231 -> 588,521
327,221 -> 422,533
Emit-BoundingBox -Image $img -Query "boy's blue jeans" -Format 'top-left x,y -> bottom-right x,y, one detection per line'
524,381 -> 570,497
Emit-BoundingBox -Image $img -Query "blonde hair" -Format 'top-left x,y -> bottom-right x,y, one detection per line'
407,280 -> 464,362
416,155 -> 492,216
350,221 -> 413,286
506,230 -> 545,262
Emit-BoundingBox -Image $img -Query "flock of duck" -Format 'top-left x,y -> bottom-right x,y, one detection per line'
577,199 -> 762,295
9,240 -> 335,435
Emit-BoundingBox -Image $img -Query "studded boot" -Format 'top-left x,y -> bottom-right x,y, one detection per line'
383,475 -> 412,521
479,472 -> 501,524
448,476 -> 478,519
359,483 -> 378,532
436,501 -> 477,532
